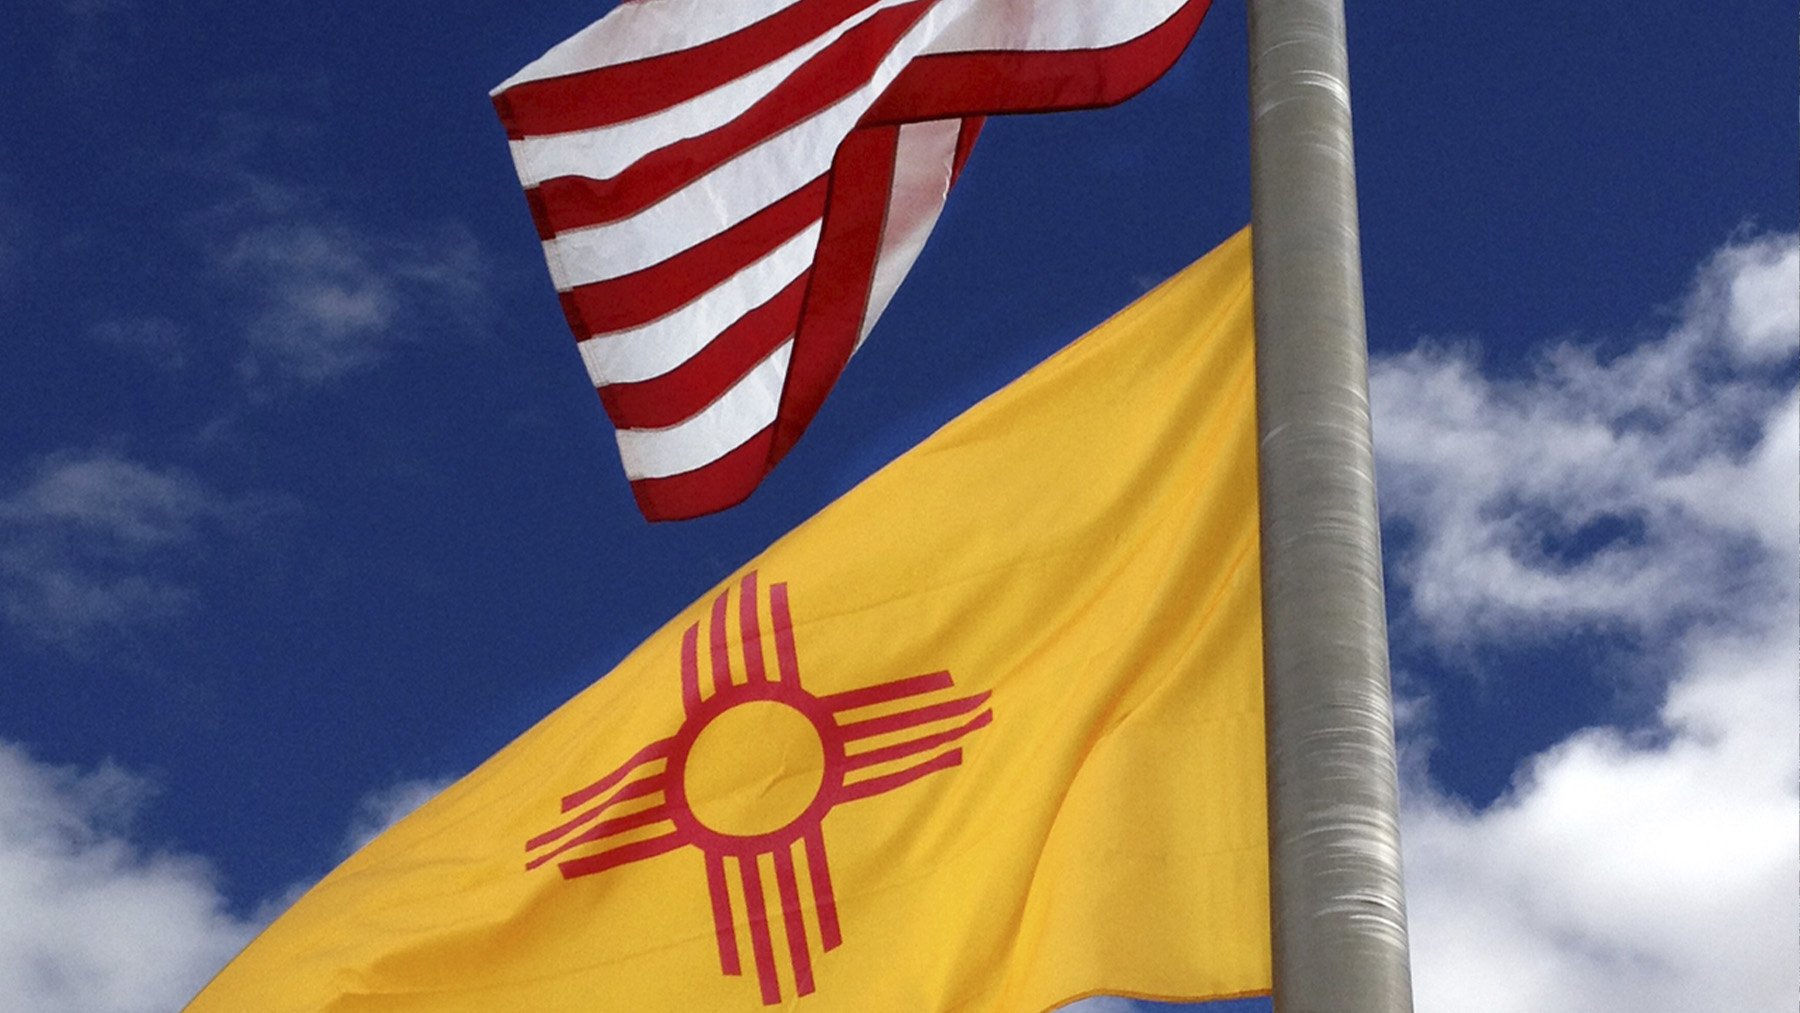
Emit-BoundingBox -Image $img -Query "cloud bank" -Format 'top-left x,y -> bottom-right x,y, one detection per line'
0,743 -> 450,1013
0,742 -> 250,1013
1377,231 -> 1798,1011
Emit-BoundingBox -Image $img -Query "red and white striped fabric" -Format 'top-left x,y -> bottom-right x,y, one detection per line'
493,0 -> 1211,521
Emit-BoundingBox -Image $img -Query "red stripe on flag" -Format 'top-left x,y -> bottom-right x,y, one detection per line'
560,738 -> 673,812
739,571 -> 768,683
596,274 -> 807,431
771,124 -> 899,462
774,845 -> 816,996
821,670 -> 952,712
629,425 -> 777,522
521,185 -> 557,243
556,831 -> 684,880
528,805 -> 673,871
680,623 -> 702,716
770,581 -> 801,684
706,852 -> 743,976
950,116 -> 983,182
740,854 -> 783,1005
709,588 -> 735,694
493,0 -> 890,139
844,708 -> 992,771
862,0 -> 1211,124
803,828 -> 842,951
835,748 -> 962,803
524,2 -> 932,231
838,691 -> 990,740
555,177 -> 827,333
527,775 -> 665,851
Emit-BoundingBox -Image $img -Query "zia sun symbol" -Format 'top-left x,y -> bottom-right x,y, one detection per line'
525,571 -> 993,1005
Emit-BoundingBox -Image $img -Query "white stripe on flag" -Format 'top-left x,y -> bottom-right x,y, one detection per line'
578,222 -> 821,386
507,0 -> 915,188
614,341 -> 794,480
540,1 -> 972,290
858,118 -> 960,347
923,0 -> 1189,54
493,0 -> 803,93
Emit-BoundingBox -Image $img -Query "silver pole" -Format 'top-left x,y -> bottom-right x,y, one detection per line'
1246,0 -> 1413,1010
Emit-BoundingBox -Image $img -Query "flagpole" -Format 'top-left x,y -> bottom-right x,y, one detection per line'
1245,0 -> 1413,1009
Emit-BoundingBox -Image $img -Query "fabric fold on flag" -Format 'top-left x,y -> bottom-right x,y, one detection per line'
190,227 -> 1268,1012
492,0 -> 1213,520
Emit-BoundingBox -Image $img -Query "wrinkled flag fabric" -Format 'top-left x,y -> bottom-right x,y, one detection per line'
190,228 -> 1267,1012
492,0 -> 1211,520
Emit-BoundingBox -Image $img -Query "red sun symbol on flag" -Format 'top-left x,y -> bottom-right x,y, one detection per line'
525,571 -> 993,1005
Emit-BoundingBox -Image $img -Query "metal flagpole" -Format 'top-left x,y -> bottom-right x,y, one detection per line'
1245,0 -> 1414,1009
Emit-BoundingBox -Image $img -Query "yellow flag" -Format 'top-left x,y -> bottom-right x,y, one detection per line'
191,228 -> 1268,1012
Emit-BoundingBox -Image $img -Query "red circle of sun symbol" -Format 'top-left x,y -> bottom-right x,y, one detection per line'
525,572 -> 993,1006
662,678 -> 847,859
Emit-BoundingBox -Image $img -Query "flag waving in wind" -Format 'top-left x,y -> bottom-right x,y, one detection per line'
189,229 -> 1269,1012
493,0 -> 1212,520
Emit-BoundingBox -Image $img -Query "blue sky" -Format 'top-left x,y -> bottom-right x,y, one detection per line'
1,1 -> 1795,1010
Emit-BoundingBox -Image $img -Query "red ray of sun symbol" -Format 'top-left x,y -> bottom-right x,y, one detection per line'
524,571 -> 993,1005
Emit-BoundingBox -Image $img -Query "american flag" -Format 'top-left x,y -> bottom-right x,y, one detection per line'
493,0 -> 1211,521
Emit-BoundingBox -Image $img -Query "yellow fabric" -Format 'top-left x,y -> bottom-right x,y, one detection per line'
190,228 -> 1268,1012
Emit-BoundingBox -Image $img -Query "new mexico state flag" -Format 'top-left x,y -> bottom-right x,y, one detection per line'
191,229 -> 1269,1012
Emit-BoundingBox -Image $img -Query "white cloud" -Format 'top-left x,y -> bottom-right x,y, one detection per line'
1403,606 -> 1796,1011
221,219 -> 484,387
1,454 -> 219,546
0,742 -> 463,1011
0,452 -> 279,656
1373,234 -> 1798,645
1378,232 -> 1799,1011
1712,233 -> 1800,365
0,742 -> 251,1013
